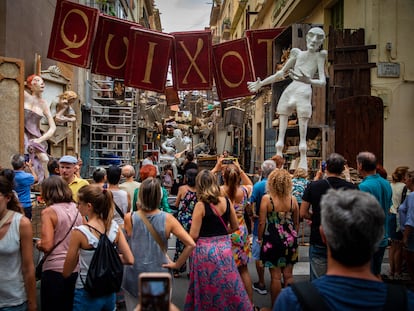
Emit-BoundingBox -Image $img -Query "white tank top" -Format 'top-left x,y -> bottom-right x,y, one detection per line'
0,212 -> 26,307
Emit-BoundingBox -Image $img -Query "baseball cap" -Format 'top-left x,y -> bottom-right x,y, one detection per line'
59,155 -> 78,164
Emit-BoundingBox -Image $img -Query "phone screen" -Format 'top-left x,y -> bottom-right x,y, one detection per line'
140,276 -> 170,311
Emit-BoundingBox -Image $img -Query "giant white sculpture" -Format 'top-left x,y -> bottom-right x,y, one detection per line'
248,27 -> 327,170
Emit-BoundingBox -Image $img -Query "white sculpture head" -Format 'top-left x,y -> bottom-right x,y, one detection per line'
306,27 -> 325,52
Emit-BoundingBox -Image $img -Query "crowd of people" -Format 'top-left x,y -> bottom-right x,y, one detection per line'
0,149 -> 414,311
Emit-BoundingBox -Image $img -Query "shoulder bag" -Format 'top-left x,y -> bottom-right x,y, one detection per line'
36,211 -> 79,280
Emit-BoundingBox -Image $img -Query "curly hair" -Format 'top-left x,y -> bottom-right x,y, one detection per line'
293,168 -> 308,179
392,166 -> 409,183
223,164 -> 240,201
267,169 -> 292,198
140,164 -> 157,181
196,170 -> 220,205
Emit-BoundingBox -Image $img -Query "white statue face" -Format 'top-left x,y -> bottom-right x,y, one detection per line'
30,75 -> 45,93
306,28 -> 325,52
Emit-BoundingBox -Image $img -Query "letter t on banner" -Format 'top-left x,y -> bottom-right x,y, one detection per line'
47,0 -> 99,68
171,30 -> 213,91
125,27 -> 173,93
212,38 -> 255,101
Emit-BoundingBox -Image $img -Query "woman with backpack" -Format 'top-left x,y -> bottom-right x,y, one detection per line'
63,184 -> 134,310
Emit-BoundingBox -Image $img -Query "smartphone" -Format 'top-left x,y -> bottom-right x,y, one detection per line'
24,154 -> 30,163
222,157 -> 238,165
321,160 -> 327,172
139,272 -> 171,311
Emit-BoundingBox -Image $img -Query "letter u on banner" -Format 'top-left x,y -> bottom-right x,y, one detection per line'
171,30 -> 213,91
212,38 -> 255,101
125,27 -> 173,93
91,15 -> 141,79
47,0 -> 99,68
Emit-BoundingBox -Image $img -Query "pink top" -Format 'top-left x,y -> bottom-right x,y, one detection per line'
42,202 -> 82,273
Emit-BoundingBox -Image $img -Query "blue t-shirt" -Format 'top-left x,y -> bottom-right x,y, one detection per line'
359,174 -> 392,247
249,178 -> 267,236
13,170 -> 35,208
274,275 -> 414,311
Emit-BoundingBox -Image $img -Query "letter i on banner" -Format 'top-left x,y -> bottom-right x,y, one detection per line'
47,0 -> 99,68
212,37 -> 256,101
91,15 -> 141,79
170,30 -> 213,91
125,28 -> 173,93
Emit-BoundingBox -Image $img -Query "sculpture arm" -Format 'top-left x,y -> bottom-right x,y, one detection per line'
34,101 -> 56,144
310,50 -> 327,86
247,49 -> 298,93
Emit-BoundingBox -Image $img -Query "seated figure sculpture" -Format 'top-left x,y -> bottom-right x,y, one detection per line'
24,74 -> 56,182
160,129 -> 191,181
248,27 -> 327,170
55,90 -> 77,124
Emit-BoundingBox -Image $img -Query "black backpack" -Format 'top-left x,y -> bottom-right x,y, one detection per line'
81,225 -> 124,297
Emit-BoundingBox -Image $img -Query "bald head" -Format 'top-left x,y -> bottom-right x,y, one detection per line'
122,165 -> 136,179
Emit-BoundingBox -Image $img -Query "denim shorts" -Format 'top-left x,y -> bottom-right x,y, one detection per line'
406,230 -> 414,252
309,244 -> 327,281
73,288 -> 116,311
0,302 -> 27,311
252,234 -> 261,260
388,213 -> 403,240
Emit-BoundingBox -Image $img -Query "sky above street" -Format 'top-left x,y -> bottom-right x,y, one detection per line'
156,0 -> 212,33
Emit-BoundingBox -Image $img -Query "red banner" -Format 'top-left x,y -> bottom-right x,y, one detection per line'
125,27 -> 173,93
171,31 -> 213,91
246,28 -> 285,80
91,15 -> 140,78
212,38 -> 255,101
47,0 -> 99,68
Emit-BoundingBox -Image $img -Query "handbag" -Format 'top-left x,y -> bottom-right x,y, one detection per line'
137,210 -> 172,262
35,211 -> 79,280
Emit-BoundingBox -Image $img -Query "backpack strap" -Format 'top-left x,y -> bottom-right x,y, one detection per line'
384,284 -> 407,311
291,281 -> 331,311
401,186 -> 408,204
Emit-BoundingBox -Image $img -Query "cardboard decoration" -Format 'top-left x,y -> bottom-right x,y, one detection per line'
91,15 -> 140,79
212,38 -> 255,101
125,27 -> 173,93
47,0 -> 99,68
171,30 -> 213,91
246,28 -> 285,80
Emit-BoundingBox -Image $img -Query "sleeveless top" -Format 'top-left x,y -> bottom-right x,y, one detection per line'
122,211 -> 169,298
0,212 -> 26,308
111,189 -> 128,225
43,202 -> 82,273
74,221 -> 119,289
199,198 -> 230,237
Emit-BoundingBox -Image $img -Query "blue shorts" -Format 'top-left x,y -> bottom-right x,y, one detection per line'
252,234 -> 261,260
388,213 -> 403,240
406,230 -> 414,252
0,302 -> 27,311
73,288 -> 116,311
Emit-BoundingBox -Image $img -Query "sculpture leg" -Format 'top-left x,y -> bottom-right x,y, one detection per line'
37,152 -> 49,181
276,115 -> 288,156
298,117 -> 310,170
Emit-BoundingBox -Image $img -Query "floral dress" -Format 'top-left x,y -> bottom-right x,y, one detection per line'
260,197 -> 298,268
230,187 -> 251,266
173,189 -> 197,274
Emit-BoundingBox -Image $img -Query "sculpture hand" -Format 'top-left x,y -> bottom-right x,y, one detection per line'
247,78 -> 262,93
289,68 -> 311,84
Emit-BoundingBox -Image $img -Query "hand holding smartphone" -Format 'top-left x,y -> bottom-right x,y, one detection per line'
139,272 -> 171,311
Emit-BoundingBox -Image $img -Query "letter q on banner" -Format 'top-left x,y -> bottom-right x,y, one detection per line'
125,27 -> 173,93
47,0 -> 99,68
212,38 -> 255,101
